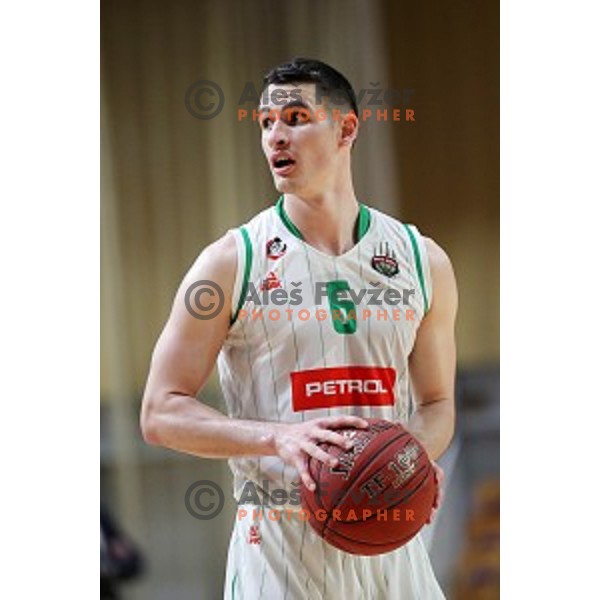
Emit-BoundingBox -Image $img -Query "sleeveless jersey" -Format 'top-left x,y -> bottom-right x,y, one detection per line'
217,197 -> 432,506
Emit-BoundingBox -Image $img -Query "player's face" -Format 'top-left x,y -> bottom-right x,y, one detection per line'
259,83 -> 343,196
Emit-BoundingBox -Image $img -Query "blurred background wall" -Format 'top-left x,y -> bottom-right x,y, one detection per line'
101,1 -> 499,598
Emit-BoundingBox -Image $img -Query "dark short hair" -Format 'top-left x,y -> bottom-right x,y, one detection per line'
262,58 -> 359,116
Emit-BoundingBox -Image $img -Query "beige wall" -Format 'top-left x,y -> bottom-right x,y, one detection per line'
383,0 -> 499,365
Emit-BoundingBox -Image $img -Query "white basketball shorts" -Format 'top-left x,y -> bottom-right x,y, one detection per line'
224,504 -> 445,599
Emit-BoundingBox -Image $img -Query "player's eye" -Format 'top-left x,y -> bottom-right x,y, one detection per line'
284,109 -> 310,125
260,117 -> 273,130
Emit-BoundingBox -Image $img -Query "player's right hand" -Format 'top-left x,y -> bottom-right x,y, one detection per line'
268,416 -> 369,491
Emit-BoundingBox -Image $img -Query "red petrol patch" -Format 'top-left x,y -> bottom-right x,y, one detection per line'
291,366 -> 396,412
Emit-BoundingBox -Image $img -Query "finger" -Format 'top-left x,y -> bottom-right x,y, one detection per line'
436,488 -> 445,509
315,416 -> 369,429
301,441 -> 339,467
293,455 -> 316,491
435,469 -> 445,486
432,476 -> 444,510
314,428 -> 355,450
432,463 -> 445,484
426,507 -> 437,525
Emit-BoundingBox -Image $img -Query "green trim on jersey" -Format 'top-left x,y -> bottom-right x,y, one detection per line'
231,227 -> 253,325
275,195 -> 371,242
403,224 -> 430,313
276,196 -> 304,239
357,203 -> 371,239
231,573 -> 237,600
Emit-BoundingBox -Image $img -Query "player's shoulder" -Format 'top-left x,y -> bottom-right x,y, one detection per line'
422,236 -> 453,274
182,230 -> 239,295
367,207 -> 452,269
200,230 -> 238,268
422,236 -> 457,313
187,204 -> 274,281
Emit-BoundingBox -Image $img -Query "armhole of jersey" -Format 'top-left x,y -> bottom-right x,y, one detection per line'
403,224 -> 432,314
230,227 -> 253,326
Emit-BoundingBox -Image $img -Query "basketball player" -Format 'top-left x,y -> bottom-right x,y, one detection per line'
140,58 -> 457,599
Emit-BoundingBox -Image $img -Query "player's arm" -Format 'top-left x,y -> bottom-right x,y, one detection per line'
140,231 -> 366,490
140,231 -> 268,456
406,238 -> 458,461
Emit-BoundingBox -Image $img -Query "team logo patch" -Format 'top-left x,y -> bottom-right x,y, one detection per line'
291,366 -> 397,411
371,242 -> 399,278
266,236 -> 287,260
259,271 -> 282,291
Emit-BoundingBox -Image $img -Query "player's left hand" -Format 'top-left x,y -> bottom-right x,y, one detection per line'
426,462 -> 444,524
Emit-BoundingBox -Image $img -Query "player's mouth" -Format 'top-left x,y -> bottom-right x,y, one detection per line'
271,153 -> 296,176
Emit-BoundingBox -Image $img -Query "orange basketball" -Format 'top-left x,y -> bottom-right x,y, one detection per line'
301,418 -> 437,555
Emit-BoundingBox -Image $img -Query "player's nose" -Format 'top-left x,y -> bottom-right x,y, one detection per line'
268,118 -> 290,149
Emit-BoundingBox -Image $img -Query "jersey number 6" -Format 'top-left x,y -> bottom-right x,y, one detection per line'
326,280 -> 357,335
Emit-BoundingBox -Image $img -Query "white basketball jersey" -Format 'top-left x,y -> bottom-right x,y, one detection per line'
217,196 -> 432,505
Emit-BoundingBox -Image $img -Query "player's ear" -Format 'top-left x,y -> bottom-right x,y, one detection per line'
339,110 -> 359,147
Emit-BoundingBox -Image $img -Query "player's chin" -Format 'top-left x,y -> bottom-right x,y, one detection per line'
273,176 -> 296,193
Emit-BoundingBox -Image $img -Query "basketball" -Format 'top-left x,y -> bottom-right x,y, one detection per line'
301,418 -> 437,556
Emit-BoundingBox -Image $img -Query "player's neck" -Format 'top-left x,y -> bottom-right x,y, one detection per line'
282,186 -> 361,256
